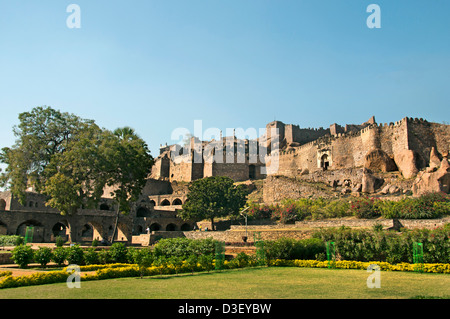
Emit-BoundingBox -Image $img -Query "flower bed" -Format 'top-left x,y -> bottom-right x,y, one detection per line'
1,258 -> 448,290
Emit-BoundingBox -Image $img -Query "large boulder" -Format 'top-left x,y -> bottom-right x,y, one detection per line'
429,147 -> 442,170
394,149 -> 419,179
361,168 -> 385,193
412,158 -> 450,196
364,149 -> 397,172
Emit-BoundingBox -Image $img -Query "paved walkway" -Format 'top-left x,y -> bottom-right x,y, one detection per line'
0,263 -> 64,277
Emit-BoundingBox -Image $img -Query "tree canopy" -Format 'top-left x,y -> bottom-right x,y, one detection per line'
178,176 -> 248,230
0,106 -> 154,242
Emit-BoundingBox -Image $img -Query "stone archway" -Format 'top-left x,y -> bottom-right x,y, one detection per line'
150,223 -> 161,231
16,220 -> 45,242
51,222 -> 68,242
81,224 -> 94,240
321,154 -> 329,171
181,223 -> 191,231
136,207 -> 150,217
249,164 -> 256,179
172,198 -> 182,205
166,223 -> 177,231
161,199 -> 171,206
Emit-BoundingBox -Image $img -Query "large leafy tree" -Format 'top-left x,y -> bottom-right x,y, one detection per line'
0,106 -> 97,205
1,106 -> 153,243
103,127 -> 154,243
178,176 -> 248,230
43,124 -> 109,216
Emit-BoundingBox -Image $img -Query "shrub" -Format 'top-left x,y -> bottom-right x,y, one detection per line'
51,247 -> 67,266
349,197 -> 381,219
11,245 -> 34,268
312,225 -> 450,263
130,248 -> 154,278
227,252 -> 255,268
33,247 -> 53,268
0,235 -> 24,247
168,256 -> 185,275
66,245 -> 84,265
263,237 -> 325,261
84,248 -> 99,265
246,203 -> 273,220
154,238 -> 218,259
109,243 -> 128,263
97,249 -> 112,264
379,192 -> 450,219
55,236 -> 65,247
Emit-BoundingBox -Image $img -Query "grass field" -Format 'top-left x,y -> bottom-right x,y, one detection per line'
0,267 -> 448,299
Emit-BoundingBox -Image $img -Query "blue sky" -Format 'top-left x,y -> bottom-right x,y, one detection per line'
0,0 -> 449,156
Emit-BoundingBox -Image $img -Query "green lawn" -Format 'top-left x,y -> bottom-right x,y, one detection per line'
0,267 -> 448,299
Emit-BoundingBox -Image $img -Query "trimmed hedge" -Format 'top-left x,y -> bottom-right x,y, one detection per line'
269,259 -> 450,274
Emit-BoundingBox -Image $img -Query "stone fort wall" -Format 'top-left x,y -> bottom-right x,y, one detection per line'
266,117 -> 450,180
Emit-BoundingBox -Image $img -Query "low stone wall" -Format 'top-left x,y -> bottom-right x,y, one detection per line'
229,216 -> 450,230
0,252 -> 13,264
147,229 -> 312,244
131,234 -> 151,246
131,216 -> 450,246
295,216 -> 450,230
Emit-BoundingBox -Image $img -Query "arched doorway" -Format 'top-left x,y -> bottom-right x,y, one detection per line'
81,224 -> 94,240
135,225 -> 144,234
136,207 -> 150,217
181,223 -> 191,231
99,203 -> 110,211
321,154 -> 330,171
249,164 -> 256,179
161,199 -> 170,206
52,222 -> 68,241
166,223 -> 177,231
16,220 -> 44,243
172,198 -> 182,205
150,223 -> 161,231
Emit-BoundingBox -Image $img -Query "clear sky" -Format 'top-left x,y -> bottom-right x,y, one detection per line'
0,0 -> 449,157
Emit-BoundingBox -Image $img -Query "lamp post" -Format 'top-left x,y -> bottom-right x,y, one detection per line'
240,207 -> 250,242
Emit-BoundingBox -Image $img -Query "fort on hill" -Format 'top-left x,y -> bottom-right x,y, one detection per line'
0,115 -> 449,245
151,116 -> 449,196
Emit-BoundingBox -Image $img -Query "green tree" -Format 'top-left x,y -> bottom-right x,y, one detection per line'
43,124 -> 108,217
178,176 -> 248,230
0,107 -> 107,242
1,107 -> 153,243
102,127 -> 154,243
131,248 -> 154,278
0,106 -> 97,204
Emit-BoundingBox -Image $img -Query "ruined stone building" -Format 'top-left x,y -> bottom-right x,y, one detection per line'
1,115 -> 449,244
151,116 -> 450,194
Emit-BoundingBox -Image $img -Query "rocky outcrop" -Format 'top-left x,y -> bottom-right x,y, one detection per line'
429,147 -> 442,170
394,149 -> 419,179
412,157 -> 450,196
361,168 -> 385,193
364,149 -> 397,172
